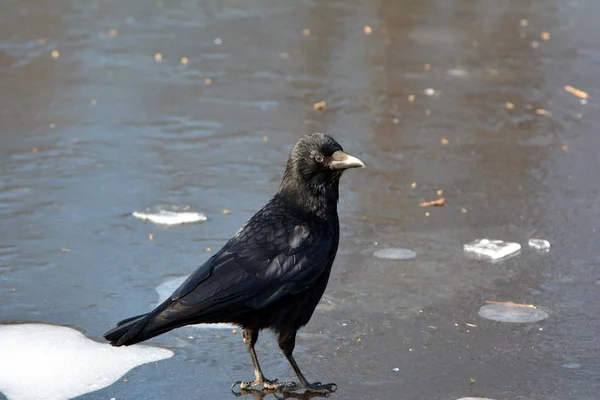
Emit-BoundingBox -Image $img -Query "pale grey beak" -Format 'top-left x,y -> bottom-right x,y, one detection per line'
330,150 -> 365,170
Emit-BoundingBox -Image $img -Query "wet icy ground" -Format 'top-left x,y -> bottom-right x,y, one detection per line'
2,0 -> 600,399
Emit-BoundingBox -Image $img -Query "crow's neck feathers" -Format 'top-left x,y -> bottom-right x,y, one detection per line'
277,158 -> 342,219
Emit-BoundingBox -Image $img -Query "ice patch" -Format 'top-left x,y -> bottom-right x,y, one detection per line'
0,324 -> 173,400
463,239 -> 521,260
528,238 -> 551,251
373,248 -> 417,260
478,303 -> 548,323
457,398 -> 496,400
132,205 -> 207,226
156,277 -> 235,329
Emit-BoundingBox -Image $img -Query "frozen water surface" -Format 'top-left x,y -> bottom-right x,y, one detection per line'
373,248 -> 417,260
464,239 -> 521,260
156,277 -> 236,329
0,324 -> 173,400
478,303 -> 549,323
132,205 -> 207,226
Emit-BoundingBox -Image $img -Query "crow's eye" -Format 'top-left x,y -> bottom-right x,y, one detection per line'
314,154 -> 324,163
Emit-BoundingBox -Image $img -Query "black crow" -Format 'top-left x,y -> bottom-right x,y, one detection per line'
104,133 -> 364,393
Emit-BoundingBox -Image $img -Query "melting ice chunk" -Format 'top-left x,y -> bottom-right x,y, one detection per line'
0,324 -> 173,400
132,205 -> 207,226
457,398 -> 497,400
528,238 -> 551,251
463,239 -> 521,260
478,303 -> 548,323
373,248 -> 417,260
156,277 -> 235,329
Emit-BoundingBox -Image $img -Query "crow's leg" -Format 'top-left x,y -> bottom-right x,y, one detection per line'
231,328 -> 280,391
276,331 -> 337,393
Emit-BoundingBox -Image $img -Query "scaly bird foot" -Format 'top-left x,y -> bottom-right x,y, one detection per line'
231,378 -> 281,391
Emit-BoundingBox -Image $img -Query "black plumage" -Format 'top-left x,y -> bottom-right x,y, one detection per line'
104,133 -> 364,392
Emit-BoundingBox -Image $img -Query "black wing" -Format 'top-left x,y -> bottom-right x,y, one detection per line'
166,213 -> 335,320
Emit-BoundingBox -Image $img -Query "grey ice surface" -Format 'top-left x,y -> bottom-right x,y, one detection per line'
2,0 -> 600,399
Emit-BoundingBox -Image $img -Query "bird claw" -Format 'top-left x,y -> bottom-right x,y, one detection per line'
304,382 -> 337,393
231,378 -> 282,393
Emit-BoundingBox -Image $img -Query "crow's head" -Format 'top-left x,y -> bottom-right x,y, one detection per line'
279,133 -> 364,211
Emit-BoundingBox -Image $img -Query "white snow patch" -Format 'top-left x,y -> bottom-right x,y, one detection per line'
464,239 -> 521,260
0,324 -> 173,400
156,277 -> 236,330
373,248 -> 417,260
132,205 -> 207,226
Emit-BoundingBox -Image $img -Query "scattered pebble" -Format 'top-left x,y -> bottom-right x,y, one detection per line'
531,40 -> 540,49
90,99 -> 98,105
148,233 -> 154,241
204,78 -> 212,85
541,32 -> 551,41
363,26 -> 372,35
313,101 -> 326,111
411,182 -> 417,188
214,38 -> 222,45
108,29 -> 118,37
373,248 -> 417,260
436,189 -> 443,196
520,19 -> 529,27
392,367 -> 400,372
154,53 -> 163,62
423,88 -> 437,97
419,198 -> 445,207
180,57 -> 189,65
51,50 -> 60,59
464,239 -> 521,260
302,29 -> 311,36
528,238 -> 551,251
424,64 -> 431,71
562,363 -> 581,369
132,206 -> 207,226
408,94 -> 415,102
0,324 -> 173,400
440,137 -> 449,145
564,85 -> 589,99
505,101 -> 515,110
536,108 -> 550,116
479,303 -> 548,323
61,248 -> 70,253
222,209 -> 231,215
